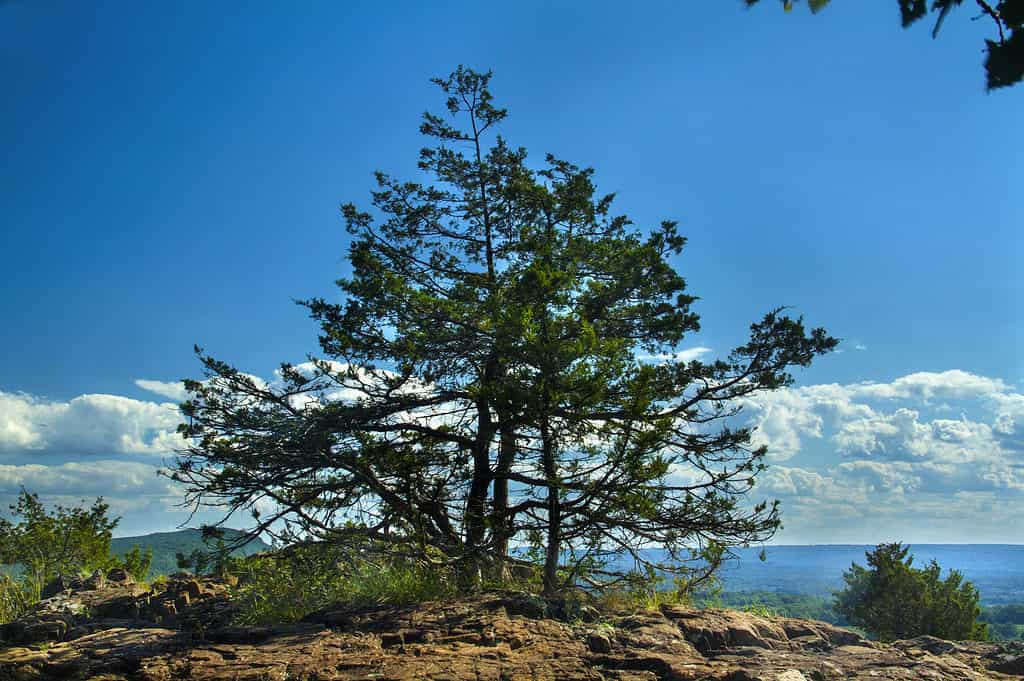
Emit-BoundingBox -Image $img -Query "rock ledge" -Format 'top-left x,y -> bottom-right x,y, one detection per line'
1,577 -> 1022,681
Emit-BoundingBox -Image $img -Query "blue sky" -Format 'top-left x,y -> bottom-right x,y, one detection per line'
1,1 -> 1021,541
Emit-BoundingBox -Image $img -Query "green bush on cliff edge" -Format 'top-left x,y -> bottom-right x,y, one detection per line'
834,543 -> 987,642
0,489 -> 153,625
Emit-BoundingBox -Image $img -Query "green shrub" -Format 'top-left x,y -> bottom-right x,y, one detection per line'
741,600 -> 777,618
108,545 -> 153,583
229,544 -> 453,625
0,489 -> 118,587
595,587 -> 688,613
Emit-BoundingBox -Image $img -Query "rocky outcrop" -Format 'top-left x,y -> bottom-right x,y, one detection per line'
2,587 -> 1022,681
0,569 -> 234,646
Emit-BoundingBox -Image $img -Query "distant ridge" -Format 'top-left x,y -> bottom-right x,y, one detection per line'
111,528 -> 271,578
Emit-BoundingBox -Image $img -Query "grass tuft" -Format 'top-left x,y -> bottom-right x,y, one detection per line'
0,574 -> 39,625
228,545 -> 453,625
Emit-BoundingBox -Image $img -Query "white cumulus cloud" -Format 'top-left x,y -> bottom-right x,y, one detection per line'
0,460 -> 177,497
0,390 -> 184,457
2,366 -> 1022,542
742,369 -> 1024,542
135,379 -> 189,402
848,369 -> 1009,403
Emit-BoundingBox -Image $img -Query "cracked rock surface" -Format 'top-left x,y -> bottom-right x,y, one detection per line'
2,584 -> 1023,681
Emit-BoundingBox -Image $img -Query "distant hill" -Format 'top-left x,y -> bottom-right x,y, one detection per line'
111,528 -> 272,578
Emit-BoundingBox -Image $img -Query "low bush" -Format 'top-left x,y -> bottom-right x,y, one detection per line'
148,575 -> 169,592
591,571 -> 699,613
0,490 -> 118,589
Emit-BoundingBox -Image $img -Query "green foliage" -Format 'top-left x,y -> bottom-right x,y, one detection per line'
746,0 -> 1023,90
742,601 -> 778,618
593,570 -> 704,613
173,65 -> 835,597
110,545 -> 153,583
0,489 -> 118,588
0,489 -> 134,624
0,573 -> 38,625
229,544 -> 453,625
896,0 -> 1024,88
594,587 -> 688,614
833,542 -> 988,642
175,528 -> 236,578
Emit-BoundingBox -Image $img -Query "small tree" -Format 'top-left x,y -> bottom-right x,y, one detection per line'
833,542 -> 988,641
0,489 -> 119,589
117,545 -> 154,583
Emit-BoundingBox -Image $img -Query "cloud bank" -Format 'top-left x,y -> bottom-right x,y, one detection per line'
0,367 -> 1021,542
0,391 -> 183,457
743,369 -> 1024,542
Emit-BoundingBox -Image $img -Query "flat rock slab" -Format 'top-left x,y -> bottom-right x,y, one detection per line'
2,594 -> 1022,681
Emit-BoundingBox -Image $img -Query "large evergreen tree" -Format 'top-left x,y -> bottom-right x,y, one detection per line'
173,67 -> 836,593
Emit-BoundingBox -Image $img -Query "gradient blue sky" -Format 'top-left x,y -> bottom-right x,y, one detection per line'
1,1 -> 1021,541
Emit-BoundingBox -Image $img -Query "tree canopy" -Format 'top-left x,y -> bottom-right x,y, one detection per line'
746,0 -> 1024,90
833,542 -> 988,641
173,66 -> 836,595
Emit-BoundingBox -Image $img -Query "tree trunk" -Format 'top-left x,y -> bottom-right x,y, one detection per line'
462,397 -> 495,591
541,415 -> 561,597
490,423 -> 516,580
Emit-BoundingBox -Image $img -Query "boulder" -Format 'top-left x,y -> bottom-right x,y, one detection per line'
501,591 -> 548,619
106,567 -> 133,584
39,574 -> 74,599
661,605 -> 791,653
0,572 -> 232,645
82,569 -> 106,590
586,631 -> 612,653
989,653 -> 1024,675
